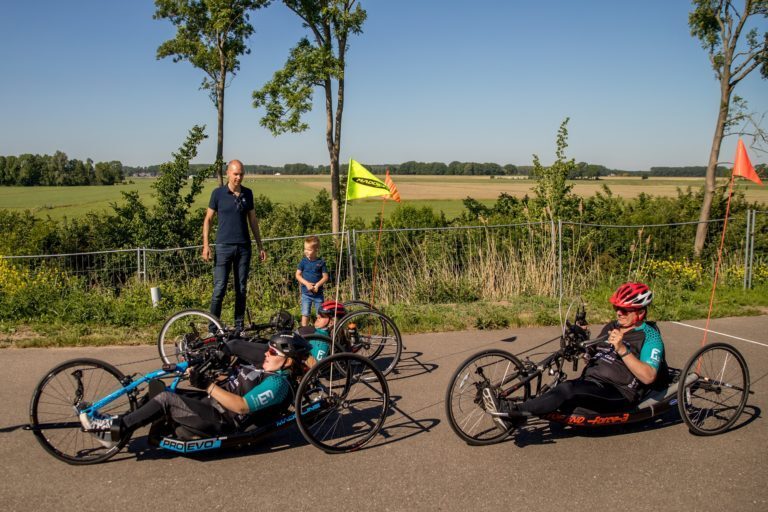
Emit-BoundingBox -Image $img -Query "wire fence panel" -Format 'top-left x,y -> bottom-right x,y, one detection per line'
1,215 -> 761,313
352,222 -> 557,305
559,219 -> 746,296
1,249 -> 140,288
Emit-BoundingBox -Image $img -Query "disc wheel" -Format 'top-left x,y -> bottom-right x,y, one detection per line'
333,310 -> 402,377
295,353 -> 389,453
445,349 -> 530,445
29,358 -> 137,465
158,309 -> 224,364
677,342 -> 750,436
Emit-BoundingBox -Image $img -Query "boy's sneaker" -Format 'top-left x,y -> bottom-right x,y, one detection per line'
79,412 -> 120,449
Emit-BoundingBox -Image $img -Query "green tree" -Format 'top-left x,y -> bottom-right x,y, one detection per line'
154,0 -> 270,185
531,118 -> 577,222
252,0 -> 367,233
689,0 -> 767,257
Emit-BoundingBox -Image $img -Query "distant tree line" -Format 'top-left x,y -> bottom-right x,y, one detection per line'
0,152 -> 124,186
648,166 -> 730,177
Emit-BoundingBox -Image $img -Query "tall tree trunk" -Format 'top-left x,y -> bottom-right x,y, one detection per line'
324,74 -> 340,234
216,78 -> 225,186
693,71 -> 733,257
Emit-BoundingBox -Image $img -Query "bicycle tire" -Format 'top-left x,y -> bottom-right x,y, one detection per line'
29,358 -> 137,465
445,349 -> 530,445
332,309 -> 402,377
342,300 -> 377,312
295,353 -> 389,453
157,309 -> 224,364
677,342 -> 750,436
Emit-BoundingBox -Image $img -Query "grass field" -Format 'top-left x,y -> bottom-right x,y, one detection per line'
1,175 -> 766,222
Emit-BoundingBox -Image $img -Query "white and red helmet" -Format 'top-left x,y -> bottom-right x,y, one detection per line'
609,282 -> 653,309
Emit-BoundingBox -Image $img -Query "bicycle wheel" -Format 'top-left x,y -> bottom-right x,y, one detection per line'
445,349 -> 530,445
295,353 -> 389,453
158,309 -> 224,364
677,342 -> 750,436
29,358 -> 137,465
333,310 -> 402,377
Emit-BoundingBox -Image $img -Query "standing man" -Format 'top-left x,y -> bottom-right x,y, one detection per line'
202,160 -> 267,332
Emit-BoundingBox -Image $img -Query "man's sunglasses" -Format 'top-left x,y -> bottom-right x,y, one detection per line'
267,346 -> 286,358
613,306 -> 639,315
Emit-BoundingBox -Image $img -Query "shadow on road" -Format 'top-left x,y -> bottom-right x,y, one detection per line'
387,350 -> 437,381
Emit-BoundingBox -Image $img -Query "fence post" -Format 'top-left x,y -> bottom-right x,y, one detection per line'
748,210 -> 756,289
136,248 -> 142,281
744,209 -> 751,290
348,229 -> 358,300
142,247 -> 147,283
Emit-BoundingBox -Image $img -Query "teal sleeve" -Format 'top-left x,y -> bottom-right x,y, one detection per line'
310,339 -> 330,361
639,325 -> 664,370
242,374 -> 291,413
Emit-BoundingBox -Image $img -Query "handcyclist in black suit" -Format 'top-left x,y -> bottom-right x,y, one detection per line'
484,282 -> 665,428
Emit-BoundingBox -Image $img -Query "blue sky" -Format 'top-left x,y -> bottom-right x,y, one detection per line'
1,0 -> 766,170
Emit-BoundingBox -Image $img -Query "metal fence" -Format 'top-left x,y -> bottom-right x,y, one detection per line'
1,211 -> 763,309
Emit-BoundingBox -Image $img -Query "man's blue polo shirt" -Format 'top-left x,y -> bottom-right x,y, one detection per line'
208,185 -> 254,244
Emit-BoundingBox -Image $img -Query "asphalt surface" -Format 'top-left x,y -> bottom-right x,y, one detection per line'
1,316 -> 766,512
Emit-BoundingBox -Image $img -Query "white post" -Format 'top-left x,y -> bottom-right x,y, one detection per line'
150,286 -> 161,307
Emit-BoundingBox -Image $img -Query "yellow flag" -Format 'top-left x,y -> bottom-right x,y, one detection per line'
346,159 -> 391,201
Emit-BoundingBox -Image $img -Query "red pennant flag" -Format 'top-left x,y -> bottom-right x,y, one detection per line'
732,138 -> 763,185
384,169 -> 401,202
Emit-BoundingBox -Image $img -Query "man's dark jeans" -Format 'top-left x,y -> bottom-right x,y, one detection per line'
209,243 -> 252,331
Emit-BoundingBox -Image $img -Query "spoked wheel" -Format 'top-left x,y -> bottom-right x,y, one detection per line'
333,310 -> 402,377
295,353 -> 389,453
677,342 -> 750,436
445,349 -> 530,445
158,309 -> 224,364
29,358 -> 137,465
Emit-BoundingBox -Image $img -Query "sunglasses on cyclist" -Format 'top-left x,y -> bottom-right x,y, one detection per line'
267,346 -> 286,358
613,306 -> 639,315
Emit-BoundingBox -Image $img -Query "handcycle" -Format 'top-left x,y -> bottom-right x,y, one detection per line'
28,342 -> 390,464
158,306 -> 403,378
445,305 -> 751,445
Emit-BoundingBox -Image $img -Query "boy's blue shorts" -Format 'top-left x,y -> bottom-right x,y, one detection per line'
301,293 -> 324,317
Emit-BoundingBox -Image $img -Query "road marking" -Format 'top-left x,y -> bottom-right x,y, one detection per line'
671,321 -> 768,348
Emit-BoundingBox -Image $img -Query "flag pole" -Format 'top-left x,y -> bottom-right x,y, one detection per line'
332,160 -> 352,355
700,172 -> 736,348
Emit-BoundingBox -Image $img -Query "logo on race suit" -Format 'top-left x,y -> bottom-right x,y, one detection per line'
650,348 -> 661,363
257,389 -> 275,405
315,349 -> 327,360
351,177 -> 389,190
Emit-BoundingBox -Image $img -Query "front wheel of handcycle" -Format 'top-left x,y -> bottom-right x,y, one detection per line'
158,309 -> 224,364
677,342 -> 750,436
333,309 -> 402,377
295,353 -> 390,453
445,349 -> 530,445
29,358 -> 138,465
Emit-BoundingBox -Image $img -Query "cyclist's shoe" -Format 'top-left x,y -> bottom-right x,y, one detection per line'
482,388 -> 527,430
482,387 -> 512,431
79,412 -> 121,449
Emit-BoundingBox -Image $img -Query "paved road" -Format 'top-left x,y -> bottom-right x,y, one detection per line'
1,316 -> 766,512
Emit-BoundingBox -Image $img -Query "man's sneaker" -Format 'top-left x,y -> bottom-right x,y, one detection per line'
79,412 -> 120,449
482,387 -> 512,431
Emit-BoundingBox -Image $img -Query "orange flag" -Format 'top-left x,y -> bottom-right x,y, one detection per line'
732,138 -> 763,185
385,169 -> 401,202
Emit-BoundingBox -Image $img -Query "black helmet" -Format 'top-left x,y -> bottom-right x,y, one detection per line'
271,310 -> 295,331
268,332 -> 312,360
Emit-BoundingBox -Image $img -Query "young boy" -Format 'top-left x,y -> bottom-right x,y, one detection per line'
296,236 -> 330,327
